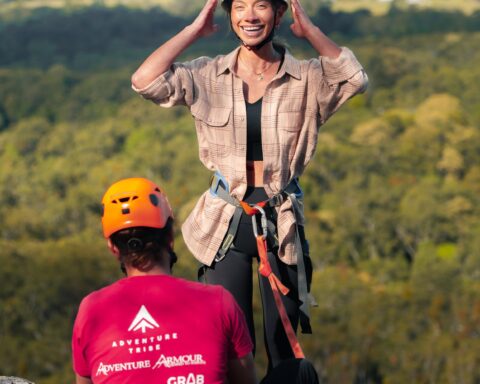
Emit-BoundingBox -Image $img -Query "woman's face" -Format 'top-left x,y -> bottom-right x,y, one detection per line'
230,0 -> 280,46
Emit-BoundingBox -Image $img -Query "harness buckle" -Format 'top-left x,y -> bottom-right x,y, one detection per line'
268,193 -> 284,207
288,177 -> 304,199
209,171 -> 229,198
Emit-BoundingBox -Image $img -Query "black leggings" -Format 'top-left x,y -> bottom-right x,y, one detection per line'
200,188 -> 307,371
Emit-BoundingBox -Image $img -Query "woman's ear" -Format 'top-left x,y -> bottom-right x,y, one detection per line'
107,238 -> 120,259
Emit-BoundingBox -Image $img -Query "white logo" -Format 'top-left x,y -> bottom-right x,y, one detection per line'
153,354 -> 206,369
167,374 -> 205,384
128,305 -> 160,333
95,360 -> 151,376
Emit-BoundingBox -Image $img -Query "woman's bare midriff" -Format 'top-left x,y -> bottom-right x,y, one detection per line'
247,160 -> 264,187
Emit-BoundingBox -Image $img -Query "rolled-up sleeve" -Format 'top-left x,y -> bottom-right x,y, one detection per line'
314,47 -> 369,124
132,56 -> 212,107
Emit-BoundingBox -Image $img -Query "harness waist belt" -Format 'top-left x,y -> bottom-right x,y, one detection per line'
209,172 -> 313,335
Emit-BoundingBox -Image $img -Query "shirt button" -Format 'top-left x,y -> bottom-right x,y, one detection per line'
240,117 -> 245,122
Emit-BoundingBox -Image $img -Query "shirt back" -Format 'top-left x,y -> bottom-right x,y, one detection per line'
72,275 -> 253,384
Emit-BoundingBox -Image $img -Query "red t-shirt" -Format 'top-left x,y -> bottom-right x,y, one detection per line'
72,275 -> 253,384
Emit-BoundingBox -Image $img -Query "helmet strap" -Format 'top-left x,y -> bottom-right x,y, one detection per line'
168,250 -> 178,268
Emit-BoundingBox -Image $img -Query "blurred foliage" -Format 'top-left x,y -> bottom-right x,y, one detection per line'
1,4 -> 480,384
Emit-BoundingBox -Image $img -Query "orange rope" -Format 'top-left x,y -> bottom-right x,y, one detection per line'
240,200 -> 266,216
256,235 -> 305,358
240,202 -> 305,359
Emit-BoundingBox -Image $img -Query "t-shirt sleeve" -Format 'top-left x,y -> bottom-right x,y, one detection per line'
71,299 -> 91,377
221,289 -> 254,360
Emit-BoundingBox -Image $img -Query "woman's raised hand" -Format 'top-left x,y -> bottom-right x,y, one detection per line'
190,0 -> 219,38
289,0 -> 316,39
289,0 -> 341,58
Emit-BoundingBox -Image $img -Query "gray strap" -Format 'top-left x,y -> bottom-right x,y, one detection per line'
210,172 -> 242,261
289,193 -> 312,334
215,206 -> 243,262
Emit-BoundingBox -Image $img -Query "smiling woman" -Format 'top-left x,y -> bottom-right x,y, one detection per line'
130,0 -> 368,375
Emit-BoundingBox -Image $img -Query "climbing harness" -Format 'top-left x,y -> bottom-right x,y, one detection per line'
209,171 -> 314,342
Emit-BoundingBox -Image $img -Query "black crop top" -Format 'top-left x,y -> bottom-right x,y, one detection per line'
246,98 -> 263,161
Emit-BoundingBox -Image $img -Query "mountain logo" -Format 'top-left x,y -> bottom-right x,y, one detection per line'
128,305 -> 160,333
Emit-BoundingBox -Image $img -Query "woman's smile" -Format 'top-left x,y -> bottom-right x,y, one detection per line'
240,25 -> 266,37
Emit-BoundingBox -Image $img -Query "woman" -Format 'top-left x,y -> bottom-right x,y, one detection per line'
132,0 -> 368,371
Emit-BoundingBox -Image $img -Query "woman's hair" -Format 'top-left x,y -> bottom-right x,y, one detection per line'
110,218 -> 176,274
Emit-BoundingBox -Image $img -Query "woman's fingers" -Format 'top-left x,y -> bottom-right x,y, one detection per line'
202,0 -> 217,14
290,0 -> 315,37
199,0 -> 217,22
291,0 -> 306,23
192,0 -> 218,36
292,0 -> 306,14
290,0 -> 303,36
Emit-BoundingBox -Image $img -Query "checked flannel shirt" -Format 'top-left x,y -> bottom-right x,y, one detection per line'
133,46 -> 368,266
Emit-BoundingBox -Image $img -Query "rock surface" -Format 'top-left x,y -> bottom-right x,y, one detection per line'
0,378 -> 34,384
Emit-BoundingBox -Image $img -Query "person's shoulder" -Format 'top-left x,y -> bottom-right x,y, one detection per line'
188,48 -> 239,76
172,276 -> 238,309
77,280 -> 122,311
186,53 -> 227,69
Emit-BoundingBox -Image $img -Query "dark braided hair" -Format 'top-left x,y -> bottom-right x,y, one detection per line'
110,218 -> 176,274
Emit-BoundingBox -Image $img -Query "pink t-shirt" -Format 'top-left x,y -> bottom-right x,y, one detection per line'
72,275 -> 253,383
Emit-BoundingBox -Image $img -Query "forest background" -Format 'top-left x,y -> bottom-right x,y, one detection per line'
1,0 -> 480,383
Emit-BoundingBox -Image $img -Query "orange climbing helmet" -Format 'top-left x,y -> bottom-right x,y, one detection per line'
101,178 -> 173,238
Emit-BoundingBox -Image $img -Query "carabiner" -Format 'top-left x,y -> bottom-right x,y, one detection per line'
251,205 -> 268,239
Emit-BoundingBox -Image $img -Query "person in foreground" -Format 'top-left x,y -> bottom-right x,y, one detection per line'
71,177 -> 256,384
131,0 -> 368,371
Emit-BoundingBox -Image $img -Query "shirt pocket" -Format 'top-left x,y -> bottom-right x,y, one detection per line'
190,103 -> 231,129
190,103 -> 232,161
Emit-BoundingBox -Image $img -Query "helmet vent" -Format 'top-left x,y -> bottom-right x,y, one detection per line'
149,194 -> 159,206
119,197 -> 130,203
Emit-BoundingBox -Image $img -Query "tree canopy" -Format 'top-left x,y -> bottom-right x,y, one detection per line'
1,4 -> 480,383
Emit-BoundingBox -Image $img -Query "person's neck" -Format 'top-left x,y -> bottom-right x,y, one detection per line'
125,264 -> 171,277
239,43 -> 280,69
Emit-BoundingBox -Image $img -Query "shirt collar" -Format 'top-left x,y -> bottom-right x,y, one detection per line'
277,49 -> 301,80
216,47 -> 241,76
216,46 -> 302,80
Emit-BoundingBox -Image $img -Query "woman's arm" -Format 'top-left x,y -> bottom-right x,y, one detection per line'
131,0 -> 219,90
289,0 -> 342,59
227,352 -> 257,384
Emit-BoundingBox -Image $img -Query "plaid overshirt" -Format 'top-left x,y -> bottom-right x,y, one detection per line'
133,46 -> 368,266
